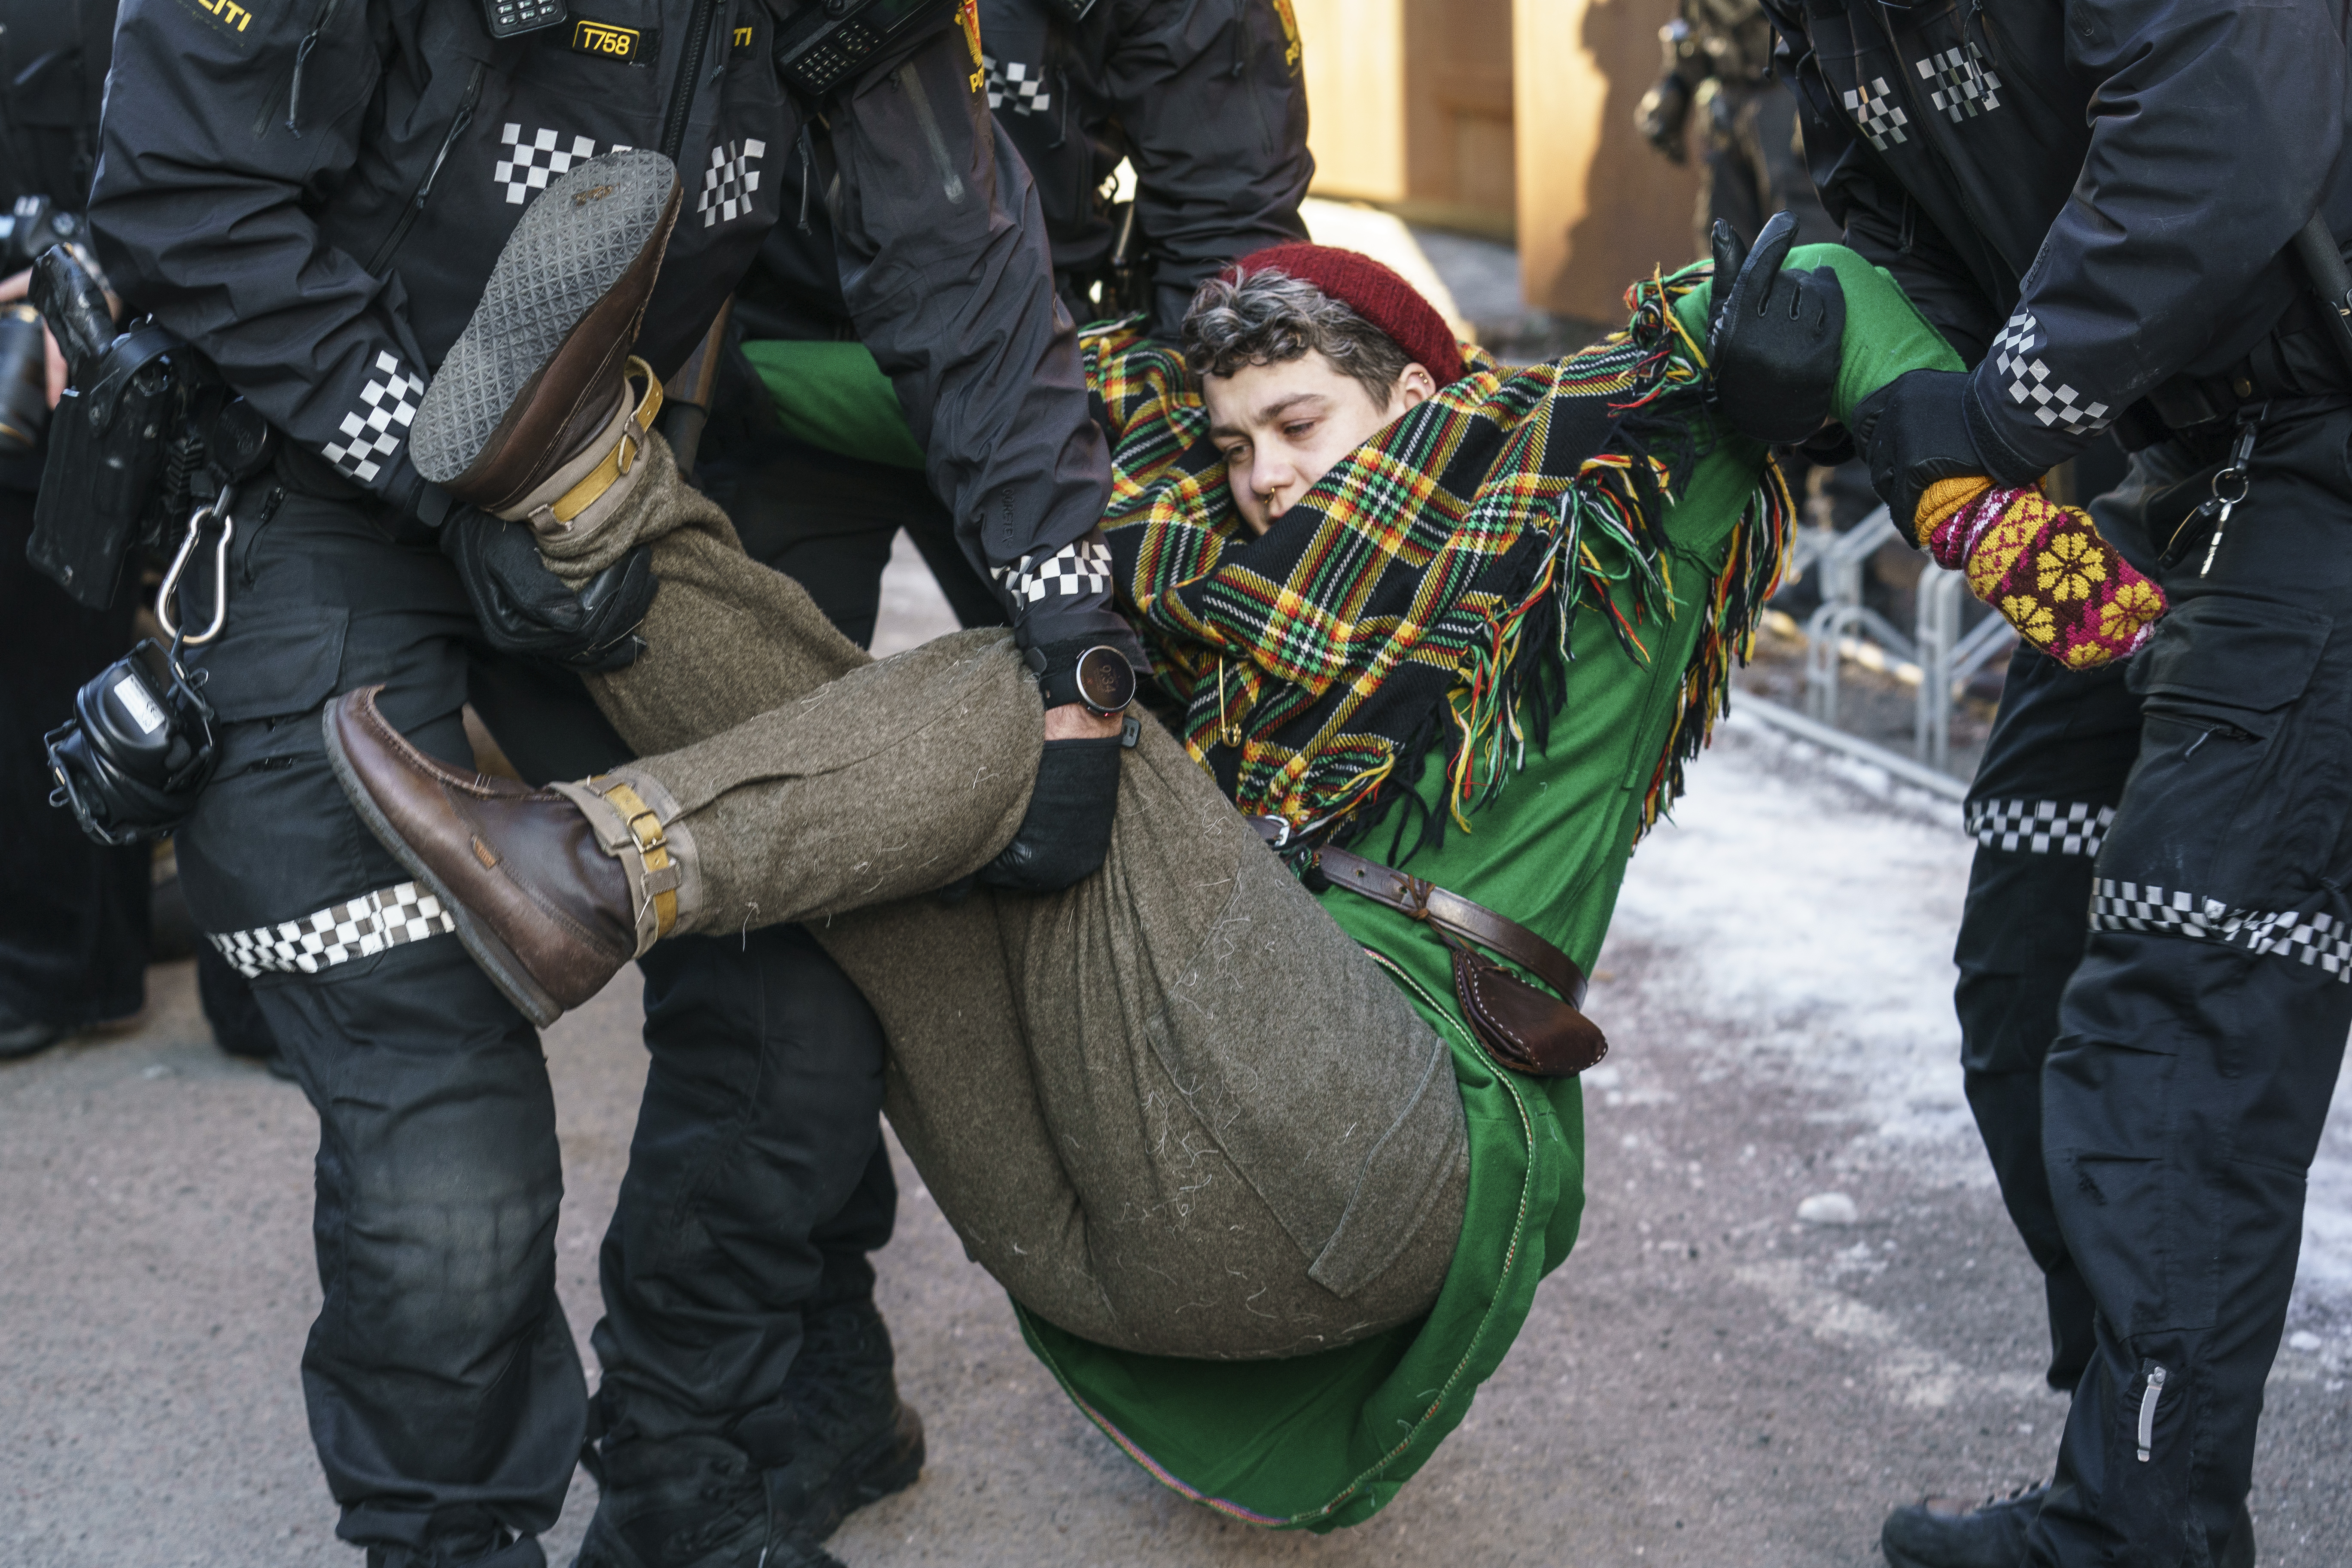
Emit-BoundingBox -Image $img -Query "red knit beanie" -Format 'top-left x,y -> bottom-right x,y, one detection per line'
1232,242 -> 1470,388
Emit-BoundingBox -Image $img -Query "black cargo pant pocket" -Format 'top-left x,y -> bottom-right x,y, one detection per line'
2105,594 -> 2352,911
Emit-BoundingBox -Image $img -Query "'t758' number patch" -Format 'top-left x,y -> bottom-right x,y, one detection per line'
569,17 -> 651,63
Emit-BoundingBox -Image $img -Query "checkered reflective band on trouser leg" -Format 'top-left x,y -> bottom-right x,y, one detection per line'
1966,798 -> 2116,856
2088,879 -> 2352,981
207,881 -> 457,978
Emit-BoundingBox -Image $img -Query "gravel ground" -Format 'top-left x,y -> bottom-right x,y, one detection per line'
8,700 -> 2348,1568
9,212 -> 2346,1561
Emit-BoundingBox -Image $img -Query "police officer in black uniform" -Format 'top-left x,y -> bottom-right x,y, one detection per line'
1636,0 -> 1832,260
0,0 -> 149,1063
0,0 -> 289,1073
1759,3 -> 2352,1565
83,1 -> 1134,1564
706,0 -> 1311,649
0,0 -> 143,1063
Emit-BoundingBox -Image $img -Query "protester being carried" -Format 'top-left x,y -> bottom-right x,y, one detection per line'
323,153 -> 2161,1530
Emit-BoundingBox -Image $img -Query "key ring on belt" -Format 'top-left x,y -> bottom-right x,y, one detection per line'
157,484 -> 236,646
2197,408 -> 2264,578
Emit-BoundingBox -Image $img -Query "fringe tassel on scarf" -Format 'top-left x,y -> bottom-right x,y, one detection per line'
1090,264 -> 1792,863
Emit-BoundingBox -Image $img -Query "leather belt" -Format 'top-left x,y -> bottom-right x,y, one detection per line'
1250,815 -> 1586,1003
1248,816 -> 1605,1076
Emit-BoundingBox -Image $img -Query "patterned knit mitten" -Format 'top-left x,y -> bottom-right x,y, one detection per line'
1914,477 -> 2166,670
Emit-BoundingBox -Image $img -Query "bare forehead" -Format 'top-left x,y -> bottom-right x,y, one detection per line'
1202,354 -> 1357,431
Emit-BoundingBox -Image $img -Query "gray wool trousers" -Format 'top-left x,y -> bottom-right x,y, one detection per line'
534,441 -> 1467,1359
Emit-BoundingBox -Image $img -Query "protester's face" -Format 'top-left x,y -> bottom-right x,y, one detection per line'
1203,351 -> 1436,534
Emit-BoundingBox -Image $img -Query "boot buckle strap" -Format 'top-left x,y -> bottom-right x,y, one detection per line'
538,356 -> 666,533
589,776 -> 678,939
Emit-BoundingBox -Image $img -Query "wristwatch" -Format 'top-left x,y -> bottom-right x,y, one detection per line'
1037,644 -> 1137,716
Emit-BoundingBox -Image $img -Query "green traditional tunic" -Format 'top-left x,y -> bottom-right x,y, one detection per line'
1015,247 -> 1961,1529
732,248 -> 1960,1528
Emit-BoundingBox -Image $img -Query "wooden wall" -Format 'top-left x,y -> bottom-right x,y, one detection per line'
1513,0 -> 1703,323
1290,0 -> 1704,323
1293,0 -> 1518,239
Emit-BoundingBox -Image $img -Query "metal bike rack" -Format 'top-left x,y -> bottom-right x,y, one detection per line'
1911,569 -> 2017,772
1777,503 -> 2017,778
1799,506 -> 1914,725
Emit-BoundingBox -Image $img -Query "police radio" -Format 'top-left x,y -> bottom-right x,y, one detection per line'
774,0 -> 962,97
481,0 -> 566,40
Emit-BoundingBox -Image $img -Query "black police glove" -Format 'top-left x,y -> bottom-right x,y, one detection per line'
438,506 -> 654,673
1848,367 -> 2034,546
1636,77 -> 1691,163
1705,212 -> 1846,445
977,734 -> 1125,895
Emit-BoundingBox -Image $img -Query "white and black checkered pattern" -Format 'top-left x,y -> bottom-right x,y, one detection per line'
1968,798 -> 2114,856
208,882 -> 455,979
1914,43 -> 2002,122
697,139 -> 766,228
1990,311 -> 2112,436
1841,76 -> 1910,150
994,538 -> 1112,606
983,55 -> 1051,115
2090,879 -> 2352,982
322,350 -> 426,484
493,125 -> 619,206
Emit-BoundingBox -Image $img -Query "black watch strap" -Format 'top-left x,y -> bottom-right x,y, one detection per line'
1033,642 -> 1136,715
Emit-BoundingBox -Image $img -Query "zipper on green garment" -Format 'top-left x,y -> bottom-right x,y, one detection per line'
659,0 -> 724,164
365,62 -> 489,276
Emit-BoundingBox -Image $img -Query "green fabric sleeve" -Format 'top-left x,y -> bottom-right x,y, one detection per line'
1779,243 -> 1967,419
736,338 -> 928,470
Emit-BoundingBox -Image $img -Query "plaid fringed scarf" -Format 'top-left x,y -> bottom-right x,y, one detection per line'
1087,267 -> 1793,859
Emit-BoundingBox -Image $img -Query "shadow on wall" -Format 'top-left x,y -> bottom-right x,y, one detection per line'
1534,0 -> 1708,321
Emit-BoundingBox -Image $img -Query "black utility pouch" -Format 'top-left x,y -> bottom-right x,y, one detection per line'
26,323 -> 185,607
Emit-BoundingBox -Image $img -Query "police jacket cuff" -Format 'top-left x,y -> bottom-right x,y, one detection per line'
1965,361 -> 2079,488
380,453 -> 430,518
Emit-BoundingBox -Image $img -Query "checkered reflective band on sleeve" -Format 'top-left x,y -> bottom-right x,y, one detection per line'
1966,798 -> 2115,856
1991,311 -> 2113,436
207,882 -> 457,978
322,351 -> 427,484
2089,879 -> 2352,981
994,537 -> 1113,605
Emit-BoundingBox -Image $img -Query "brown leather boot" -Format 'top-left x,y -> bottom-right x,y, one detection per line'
322,685 -> 642,1027
412,148 -> 682,530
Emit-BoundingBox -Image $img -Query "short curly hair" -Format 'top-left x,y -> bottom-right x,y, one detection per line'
1181,268 -> 1413,408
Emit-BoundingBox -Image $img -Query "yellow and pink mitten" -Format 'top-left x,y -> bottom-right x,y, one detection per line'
1913,478 -> 2166,670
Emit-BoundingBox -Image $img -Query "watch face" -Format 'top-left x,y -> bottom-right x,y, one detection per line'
1075,645 -> 1136,712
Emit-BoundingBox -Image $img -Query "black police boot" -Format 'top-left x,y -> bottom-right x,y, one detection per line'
1880,1482 -> 2043,1568
573,1431 -> 845,1568
367,1528 -> 546,1568
572,1299 -> 923,1568
0,1008 -> 66,1061
765,1294 -> 926,1546
1884,1483 -> 2257,1568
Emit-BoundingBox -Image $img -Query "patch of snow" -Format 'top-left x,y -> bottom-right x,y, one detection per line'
1606,724 -> 2352,1318
1607,725 -> 1977,1155
1798,1193 -> 1859,1227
